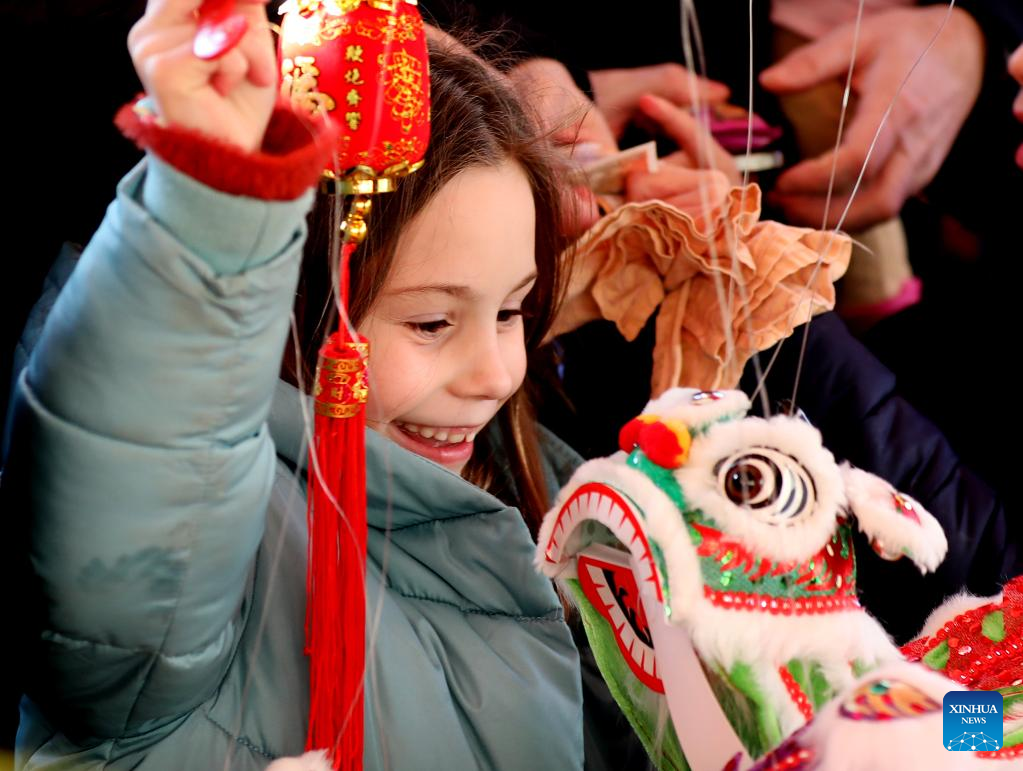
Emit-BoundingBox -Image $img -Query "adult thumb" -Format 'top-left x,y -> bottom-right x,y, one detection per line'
760,29 -> 856,93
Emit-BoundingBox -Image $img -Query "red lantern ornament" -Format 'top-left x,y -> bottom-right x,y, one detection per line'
278,3 -> 430,770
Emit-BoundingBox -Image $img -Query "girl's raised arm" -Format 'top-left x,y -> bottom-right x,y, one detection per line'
6,0 -> 331,750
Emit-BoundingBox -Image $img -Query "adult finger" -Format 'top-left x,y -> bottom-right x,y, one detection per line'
760,25 -> 859,94
561,185 -> 600,238
646,63 -> 730,107
1010,44 -> 1023,87
770,148 -> 913,230
637,94 -> 738,182
774,90 -> 899,196
1012,45 -> 1023,129
553,104 -> 617,157
626,165 -> 731,206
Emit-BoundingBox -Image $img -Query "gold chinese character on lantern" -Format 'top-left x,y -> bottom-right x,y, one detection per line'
381,49 -> 426,134
354,12 -> 422,44
344,68 -> 365,85
345,44 -> 364,62
346,111 -> 363,130
346,89 -> 362,106
280,55 -> 336,118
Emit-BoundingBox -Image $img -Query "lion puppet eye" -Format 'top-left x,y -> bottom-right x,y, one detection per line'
716,447 -> 816,524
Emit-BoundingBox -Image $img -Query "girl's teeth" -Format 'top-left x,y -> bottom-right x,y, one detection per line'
399,423 -> 476,444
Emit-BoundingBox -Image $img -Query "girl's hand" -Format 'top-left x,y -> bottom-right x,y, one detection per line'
128,0 -> 277,152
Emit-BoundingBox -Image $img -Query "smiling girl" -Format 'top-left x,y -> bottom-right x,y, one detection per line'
7,1 -> 584,768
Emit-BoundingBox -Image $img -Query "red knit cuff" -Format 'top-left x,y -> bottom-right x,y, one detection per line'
115,97 -> 337,201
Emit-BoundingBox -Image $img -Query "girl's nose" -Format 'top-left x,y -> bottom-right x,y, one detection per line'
452,331 -> 518,402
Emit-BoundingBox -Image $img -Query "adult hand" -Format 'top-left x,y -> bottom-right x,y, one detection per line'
590,63 -> 730,139
625,94 -> 736,218
507,57 -> 618,162
128,0 -> 277,152
760,6 -> 984,230
1010,43 -> 1023,169
507,57 -> 612,237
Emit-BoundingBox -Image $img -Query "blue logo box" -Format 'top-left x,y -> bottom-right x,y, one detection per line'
943,690 -> 1003,752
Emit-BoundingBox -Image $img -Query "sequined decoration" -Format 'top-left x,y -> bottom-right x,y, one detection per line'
892,492 -> 921,524
838,678 -> 941,721
978,744 -> 1023,760
703,586 -> 861,615
689,516 -> 857,613
691,390 -> 724,403
778,666 -> 814,722
901,576 -> 1023,691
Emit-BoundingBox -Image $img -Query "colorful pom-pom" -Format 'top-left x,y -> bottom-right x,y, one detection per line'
619,414 -> 692,469
618,414 -> 660,454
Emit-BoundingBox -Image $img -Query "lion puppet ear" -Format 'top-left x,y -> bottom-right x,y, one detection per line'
839,464 -> 947,574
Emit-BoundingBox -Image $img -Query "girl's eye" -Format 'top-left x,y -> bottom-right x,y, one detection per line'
406,319 -> 452,338
497,309 -> 524,324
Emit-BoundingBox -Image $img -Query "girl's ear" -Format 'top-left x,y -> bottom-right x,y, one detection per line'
839,463 -> 947,574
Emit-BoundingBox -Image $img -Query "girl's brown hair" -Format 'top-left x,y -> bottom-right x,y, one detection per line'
291,39 -> 573,536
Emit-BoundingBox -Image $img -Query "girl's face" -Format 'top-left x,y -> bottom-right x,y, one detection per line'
359,161 -> 537,474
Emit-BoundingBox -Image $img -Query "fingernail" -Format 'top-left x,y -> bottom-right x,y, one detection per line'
570,142 -> 605,164
637,94 -> 662,113
194,14 -> 248,60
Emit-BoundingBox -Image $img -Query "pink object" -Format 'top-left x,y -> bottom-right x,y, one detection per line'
194,0 -> 248,60
708,115 -> 783,153
839,276 -> 922,326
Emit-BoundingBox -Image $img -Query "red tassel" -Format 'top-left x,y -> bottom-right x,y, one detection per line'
306,241 -> 368,770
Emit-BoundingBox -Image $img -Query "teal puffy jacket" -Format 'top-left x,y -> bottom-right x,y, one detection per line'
6,158 -> 584,770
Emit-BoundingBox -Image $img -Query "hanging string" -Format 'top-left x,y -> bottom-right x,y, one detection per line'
677,0 -> 773,419
747,1 -> 961,412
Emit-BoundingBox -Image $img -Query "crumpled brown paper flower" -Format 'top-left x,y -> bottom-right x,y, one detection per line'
553,184 -> 851,395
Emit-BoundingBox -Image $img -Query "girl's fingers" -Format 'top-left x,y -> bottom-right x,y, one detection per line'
235,7 -> 277,88
209,47 -> 249,96
131,0 -> 274,92
138,0 -> 207,30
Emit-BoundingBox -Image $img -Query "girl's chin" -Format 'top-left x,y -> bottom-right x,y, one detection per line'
384,423 -> 476,472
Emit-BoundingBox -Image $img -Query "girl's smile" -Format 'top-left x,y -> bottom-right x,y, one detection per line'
387,420 -> 485,466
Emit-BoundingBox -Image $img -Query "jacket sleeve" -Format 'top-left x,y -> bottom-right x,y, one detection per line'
5,151 -> 315,742
740,312 -> 1022,643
